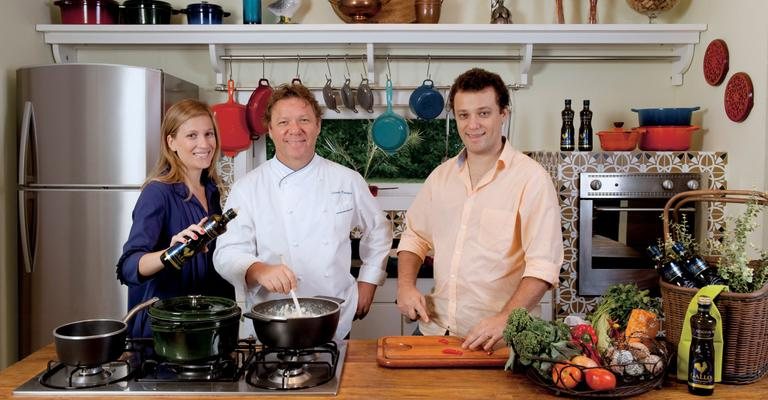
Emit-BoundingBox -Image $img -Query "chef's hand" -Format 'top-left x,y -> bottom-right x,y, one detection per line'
169,217 -> 208,248
355,282 -> 377,320
461,313 -> 507,352
396,285 -> 429,323
246,261 -> 297,294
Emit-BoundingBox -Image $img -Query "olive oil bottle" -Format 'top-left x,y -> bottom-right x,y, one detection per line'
559,99 -> 575,151
688,296 -> 716,396
161,208 -> 238,270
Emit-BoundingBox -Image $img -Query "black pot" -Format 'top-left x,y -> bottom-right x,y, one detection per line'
180,1 -> 231,24
148,295 -> 241,362
53,297 -> 158,367
121,0 -> 177,24
244,296 -> 343,348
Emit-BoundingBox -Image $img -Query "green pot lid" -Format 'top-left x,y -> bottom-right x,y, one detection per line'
148,295 -> 240,322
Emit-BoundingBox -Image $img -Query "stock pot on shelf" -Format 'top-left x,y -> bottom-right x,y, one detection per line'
54,0 -> 119,24
148,295 -> 241,362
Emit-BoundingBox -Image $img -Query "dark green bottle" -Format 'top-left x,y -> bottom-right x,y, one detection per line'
578,100 -> 593,151
560,99 -> 575,151
161,208 -> 237,270
688,296 -> 716,396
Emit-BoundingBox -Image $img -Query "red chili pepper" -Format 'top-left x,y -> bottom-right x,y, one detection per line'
570,324 -> 601,365
442,348 -> 463,356
437,338 -> 450,345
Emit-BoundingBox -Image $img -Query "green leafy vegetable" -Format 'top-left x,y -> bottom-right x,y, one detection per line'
503,308 -> 580,375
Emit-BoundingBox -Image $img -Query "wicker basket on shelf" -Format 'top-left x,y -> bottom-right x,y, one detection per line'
660,189 -> 768,384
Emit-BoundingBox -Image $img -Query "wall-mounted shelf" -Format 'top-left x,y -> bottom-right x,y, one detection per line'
37,23 -> 706,86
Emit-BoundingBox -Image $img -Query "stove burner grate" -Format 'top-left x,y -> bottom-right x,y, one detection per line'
137,347 -> 250,382
246,342 -> 339,390
38,359 -> 133,389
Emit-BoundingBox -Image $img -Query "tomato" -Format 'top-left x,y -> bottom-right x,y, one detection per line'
571,355 -> 599,369
585,368 -> 617,391
552,363 -> 583,389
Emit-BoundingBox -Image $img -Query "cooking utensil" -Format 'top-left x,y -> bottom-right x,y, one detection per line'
148,295 -> 241,362
180,1 -> 231,24
120,0 -> 177,24
372,79 -> 409,154
357,77 -> 374,113
332,0 -> 386,23
213,79 -> 250,157
409,79 -> 444,120
638,125 -> 699,151
631,107 -> 700,126
245,78 -> 273,137
377,336 -> 510,368
244,296 -> 344,348
323,78 -> 340,113
597,122 -> 641,151
415,0 -> 443,23
54,0 -> 119,24
53,297 -> 159,367
341,77 -> 357,113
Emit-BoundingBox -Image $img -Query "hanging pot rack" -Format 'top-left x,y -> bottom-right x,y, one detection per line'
216,52 -> 674,92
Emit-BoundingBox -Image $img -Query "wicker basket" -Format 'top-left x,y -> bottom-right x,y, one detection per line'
660,189 -> 768,384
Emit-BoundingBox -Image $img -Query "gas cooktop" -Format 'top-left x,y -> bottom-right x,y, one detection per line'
14,339 -> 347,396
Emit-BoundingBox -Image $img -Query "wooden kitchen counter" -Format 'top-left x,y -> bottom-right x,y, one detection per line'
1,340 -> 766,399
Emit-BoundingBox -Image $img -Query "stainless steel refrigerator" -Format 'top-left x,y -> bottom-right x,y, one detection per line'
17,63 -> 198,357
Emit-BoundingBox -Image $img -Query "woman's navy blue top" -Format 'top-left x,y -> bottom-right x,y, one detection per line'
116,177 -> 235,339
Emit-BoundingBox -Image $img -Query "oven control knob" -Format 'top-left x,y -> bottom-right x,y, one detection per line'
662,180 -> 674,190
687,180 -> 700,190
590,180 -> 602,191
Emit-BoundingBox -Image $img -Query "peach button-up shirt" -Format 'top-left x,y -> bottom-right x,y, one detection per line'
397,141 -> 563,337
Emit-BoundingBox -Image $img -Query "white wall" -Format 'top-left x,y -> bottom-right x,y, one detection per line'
0,0 -> 52,369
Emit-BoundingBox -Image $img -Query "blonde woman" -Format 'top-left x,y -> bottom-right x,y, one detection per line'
117,99 -> 234,339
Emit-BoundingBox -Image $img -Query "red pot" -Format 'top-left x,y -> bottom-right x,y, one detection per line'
54,0 -> 119,24
638,125 -> 699,151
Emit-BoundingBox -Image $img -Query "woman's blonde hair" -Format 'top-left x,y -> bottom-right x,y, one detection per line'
144,99 -> 222,192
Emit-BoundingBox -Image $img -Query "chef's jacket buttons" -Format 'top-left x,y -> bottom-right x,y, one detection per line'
291,242 -> 298,247
323,240 -> 329,245
322,208 -> 327,213
324,273 -> 330,278
288,210 -> 293,214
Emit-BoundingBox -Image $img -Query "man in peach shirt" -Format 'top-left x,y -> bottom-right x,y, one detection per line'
396,68 -> 564,352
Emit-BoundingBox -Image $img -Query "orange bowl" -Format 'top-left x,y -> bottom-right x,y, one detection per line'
597,130 -> 640,151
638,125 -> 699,151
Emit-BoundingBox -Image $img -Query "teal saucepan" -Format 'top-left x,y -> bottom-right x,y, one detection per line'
372,79 -> 409,154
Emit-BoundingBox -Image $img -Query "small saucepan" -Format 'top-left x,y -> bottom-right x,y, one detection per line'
371,79 -> 409,154
53,297 -> 159,367
244,296 -> 344,348
180,1 -> 231,24
409,78 -> 444,119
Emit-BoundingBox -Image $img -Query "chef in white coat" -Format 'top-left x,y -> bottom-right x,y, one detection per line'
213,83 -> 392,342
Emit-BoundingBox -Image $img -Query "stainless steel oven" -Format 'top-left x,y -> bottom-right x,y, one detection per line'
578,172 -> 702,296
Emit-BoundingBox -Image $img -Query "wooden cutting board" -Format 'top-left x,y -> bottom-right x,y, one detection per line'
377,336 -> 510,368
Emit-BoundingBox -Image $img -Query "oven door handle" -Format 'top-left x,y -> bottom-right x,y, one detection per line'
593,206 -> 696,212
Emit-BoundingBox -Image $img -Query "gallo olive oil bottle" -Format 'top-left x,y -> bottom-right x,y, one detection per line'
688,296 -> 716,396
161,208 -> 238,270
560,99 -> 575,151
578,100 -> 593,151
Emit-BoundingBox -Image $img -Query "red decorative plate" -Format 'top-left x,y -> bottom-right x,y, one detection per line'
703,39 -> 729,86
724,72 -> 754,122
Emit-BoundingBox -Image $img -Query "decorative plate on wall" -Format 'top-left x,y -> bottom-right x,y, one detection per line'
724,72 -> 754,122
703,39 -> 729,86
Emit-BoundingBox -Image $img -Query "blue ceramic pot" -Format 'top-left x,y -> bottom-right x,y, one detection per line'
631,107 -> 700,126
409,79 -> 444,120
181,1 -> 230,24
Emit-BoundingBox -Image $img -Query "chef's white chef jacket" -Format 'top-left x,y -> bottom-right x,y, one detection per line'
213,155 -> 392,342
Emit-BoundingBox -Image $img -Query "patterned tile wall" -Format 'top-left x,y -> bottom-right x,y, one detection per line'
528,151 -> 728,319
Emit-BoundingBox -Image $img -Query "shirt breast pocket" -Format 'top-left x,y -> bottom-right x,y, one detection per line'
478,209 -> 517,254
333,191 -> 354,237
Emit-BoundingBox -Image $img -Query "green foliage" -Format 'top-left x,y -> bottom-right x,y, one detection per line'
589,284 -> 661,332
709,199 -> 768,293
266,119 -> 463,180
663,213 -> 699,260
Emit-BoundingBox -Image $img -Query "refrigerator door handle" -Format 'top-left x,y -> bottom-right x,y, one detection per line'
18,101 -> 37,273
18,190 -> 35,274
18,101 -> 35,186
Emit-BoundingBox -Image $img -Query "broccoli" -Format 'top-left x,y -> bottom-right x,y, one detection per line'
503,308 -> 533,344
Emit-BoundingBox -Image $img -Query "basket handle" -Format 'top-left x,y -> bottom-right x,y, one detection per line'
662,189 -> 768,240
